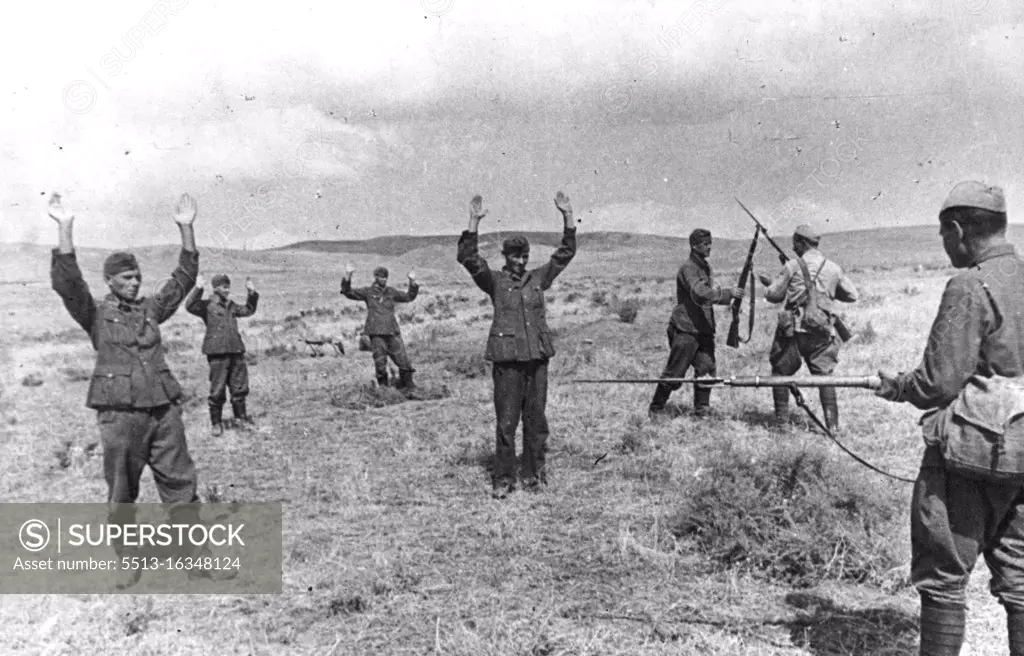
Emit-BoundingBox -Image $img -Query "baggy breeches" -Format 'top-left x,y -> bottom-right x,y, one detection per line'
492,360 -> 549,485
769,330 -> 840,376
659,328 -> 716,392
369,335 -> 414,376
98,403 -> 200,556
911,445 -> 1024,612
207,354 -> 249,407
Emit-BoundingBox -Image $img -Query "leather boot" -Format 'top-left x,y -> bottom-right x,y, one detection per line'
772,387 -> 790,427
209,404 -> 224,436
819,386 -> 839,433
649,384 -> 672,416
918,604 -> 965,656
1008,611 -> 1024,656
232,399 -> 254,428
399,370 -> 417,397
693,385 -> 711,417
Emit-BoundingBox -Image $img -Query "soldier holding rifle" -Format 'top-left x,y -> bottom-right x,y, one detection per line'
757,223 -> 858,432
649,229 -> 744,417
875,181 -> 1024,656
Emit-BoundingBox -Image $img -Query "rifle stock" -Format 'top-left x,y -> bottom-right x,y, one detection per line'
726,227 -> 759,348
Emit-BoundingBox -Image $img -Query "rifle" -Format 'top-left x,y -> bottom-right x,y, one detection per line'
570,375 -> 880,389
734,197 -> 854,343
726,226 -> 759,348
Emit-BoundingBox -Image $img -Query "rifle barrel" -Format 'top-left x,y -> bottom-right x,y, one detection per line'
570,375 -> 880,388
734,197 -> 790,262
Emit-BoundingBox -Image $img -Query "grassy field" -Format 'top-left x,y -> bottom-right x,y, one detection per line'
0,228 -> 1016,655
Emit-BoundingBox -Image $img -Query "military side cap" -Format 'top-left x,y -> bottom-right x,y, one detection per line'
373,266 -> 389,277
501,235 -> 530,255
941,180 -> 1006,214
103,252 -> 139,277
794,224 -> 820,243
212,274 -> 231,286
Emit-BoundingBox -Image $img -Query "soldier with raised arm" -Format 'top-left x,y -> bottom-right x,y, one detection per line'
185,273 -> 260,434
341,264 -> 420,393
457,192 -> 577,499
48,192 -> 230,589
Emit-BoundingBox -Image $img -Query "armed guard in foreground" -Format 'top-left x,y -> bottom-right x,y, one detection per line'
185,273 -> 260,434
875,181 -> 1024,656
48,192 -> 231,589
457,192 -> 576,499
341,264 -> 420,394
649,229 -> 744,417
758,224 -> 858,431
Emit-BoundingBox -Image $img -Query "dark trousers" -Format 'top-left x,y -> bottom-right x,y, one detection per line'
492,360 -> 549,486
208,353 -> 249,407
98,403 -> 200,556
651,328 -> 716,411
911,445 -> 1024,612
369,335 -> 414,378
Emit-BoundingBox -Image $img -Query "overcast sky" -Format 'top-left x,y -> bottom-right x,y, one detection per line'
1,0 -> 1021,249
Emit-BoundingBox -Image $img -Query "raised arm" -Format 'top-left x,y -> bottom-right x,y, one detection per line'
47,193 -> 96,335
340,264 -> 368,301
152,193 -> 199,323
391,272 -> 419,303
532,191 -> 578,290
233,278 -> 260,317
185,274 -> 207,318
761,264 -> 794,304
456,195 -> 496,296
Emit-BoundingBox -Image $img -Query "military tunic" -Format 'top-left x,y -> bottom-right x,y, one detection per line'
891,244 -> 1024,611
341,278 -> 418,379
457,227 -> 577,487
185,287 -> 259,408
50,248 -> 201,552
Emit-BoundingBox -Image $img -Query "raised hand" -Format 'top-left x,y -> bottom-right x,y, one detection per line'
408,271 -> 416,282
47,192 -> 74,224
345,263 -> 355,276
554,190 -> 573,215
173,193 -> 198,225
246,277 -> 256,293
195,274 -> 206,289
470,195 -> 488,221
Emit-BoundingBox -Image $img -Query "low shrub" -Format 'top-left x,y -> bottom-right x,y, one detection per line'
669,441 -> 903,588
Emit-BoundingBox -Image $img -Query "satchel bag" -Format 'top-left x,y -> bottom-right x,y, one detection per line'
920,374 -> 1024,482
796,257 -> 832,336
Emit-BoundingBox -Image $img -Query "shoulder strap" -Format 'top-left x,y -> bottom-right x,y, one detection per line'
796,257 -> 818,307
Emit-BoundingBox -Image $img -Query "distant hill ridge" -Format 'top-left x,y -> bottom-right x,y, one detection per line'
274,230 -> 692,256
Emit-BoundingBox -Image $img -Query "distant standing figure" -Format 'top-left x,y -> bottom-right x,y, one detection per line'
649,228 -> 744,417
758,224 -> 858,432
341,264 -> 419,393
457,191 -> 577,499
185,273 -> 260,435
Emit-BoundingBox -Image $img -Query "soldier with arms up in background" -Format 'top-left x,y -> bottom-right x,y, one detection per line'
341,264 -> 420,394
185,272 -> 260,435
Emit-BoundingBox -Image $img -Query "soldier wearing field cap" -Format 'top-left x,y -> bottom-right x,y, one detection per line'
758,223 -> 858,432
185,272 -> 260,435
48,192 -> 230,589
341,263 -> 419,392
457,191 -> 577,499
875,181 -> 1024,656
649,228 -> 744,417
